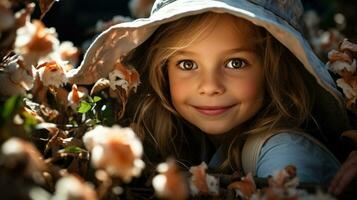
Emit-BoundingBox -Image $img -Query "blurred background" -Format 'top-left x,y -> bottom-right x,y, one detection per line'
32,0 -> 357,62
1,1 -> 356,199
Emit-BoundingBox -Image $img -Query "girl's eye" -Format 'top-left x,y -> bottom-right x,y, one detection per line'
226,58 -> 246,69
178,60 -> 197,70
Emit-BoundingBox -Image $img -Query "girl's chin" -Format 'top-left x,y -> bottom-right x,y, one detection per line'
196,123 -> 243,136
197,126 -> 231,135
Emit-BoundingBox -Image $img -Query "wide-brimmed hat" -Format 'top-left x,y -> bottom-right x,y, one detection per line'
68,0 -> 352,136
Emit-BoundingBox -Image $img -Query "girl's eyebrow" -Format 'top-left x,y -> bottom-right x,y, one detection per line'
174,47 -> 256,57
174,50 -> 199,56
222,47 -> 257,55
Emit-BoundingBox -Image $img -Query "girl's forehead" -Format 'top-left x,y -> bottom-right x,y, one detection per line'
194,13 -> 256,32
165,13 -> 260,47
218,14 -> 258,35
202,16 -> 258,45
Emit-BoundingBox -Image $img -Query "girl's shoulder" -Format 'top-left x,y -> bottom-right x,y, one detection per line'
259,130 -> 339,164
255,131 -> 341,183
262,131 -> 323,149
244,130 -> 335,156
261,131 -> 334,155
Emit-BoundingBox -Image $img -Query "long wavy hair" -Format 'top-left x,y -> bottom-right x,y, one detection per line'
124,12 -> 312,172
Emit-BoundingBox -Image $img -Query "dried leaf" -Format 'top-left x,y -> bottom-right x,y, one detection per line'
39,104 -> 59,121
90,78 -> 110,95
49,86 -> 69,106
340,39 -> 357,53
110,86 -> 128,119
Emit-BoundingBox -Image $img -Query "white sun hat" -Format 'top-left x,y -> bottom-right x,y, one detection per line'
68,0 -> 352,138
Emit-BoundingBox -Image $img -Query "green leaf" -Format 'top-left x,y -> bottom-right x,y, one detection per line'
93,96 -> 102,103
77,101 -> 91,113
22,111 -> 38,126
1,95 -> 23,119
63,146 -> 83,153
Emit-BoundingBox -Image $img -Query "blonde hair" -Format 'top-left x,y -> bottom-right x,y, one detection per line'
124,12 -> 311,172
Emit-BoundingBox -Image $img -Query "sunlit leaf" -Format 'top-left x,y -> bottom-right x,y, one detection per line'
78,101 -> 91,113
93,96 -> 102,103
63,146 -> 83,154
1,96 -> 23,120
22,111 -> 38,126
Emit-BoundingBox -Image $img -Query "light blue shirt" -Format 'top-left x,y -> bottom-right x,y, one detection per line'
256,132 -> 341,184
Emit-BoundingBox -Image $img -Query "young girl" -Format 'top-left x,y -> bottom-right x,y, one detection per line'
68,0 -> 353,184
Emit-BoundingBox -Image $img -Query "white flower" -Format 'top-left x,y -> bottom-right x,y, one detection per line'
108,62 -> 140,94
189,162 -> 219,196
52,175 -> 97,200
15,20 -> 37,48
152,160 -> 188,200
336,78 -> 357,101
228,173 -> 256,199
36,61 -> 68,87
0,56 -> 35,97
1,138 -> 45,177
109,69 -> 128,91
29,187 -> 51,200
328,60 -> 356,75
67,84 -> 87,110
58,41 -> 79,68
268,165 -> 299,188
82,125 -> 145,182
15,19 -> 60,67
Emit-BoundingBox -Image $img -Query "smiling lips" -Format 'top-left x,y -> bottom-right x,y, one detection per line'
194,105 -> 235,116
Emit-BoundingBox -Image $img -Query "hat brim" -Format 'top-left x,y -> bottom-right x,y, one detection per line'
67,0 -> 351,132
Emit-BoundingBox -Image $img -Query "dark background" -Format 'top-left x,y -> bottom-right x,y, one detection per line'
36,0 -> 132,46
32,0 -> 357,51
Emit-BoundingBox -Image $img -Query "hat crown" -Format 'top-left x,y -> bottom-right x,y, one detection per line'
151,0 -> 304,31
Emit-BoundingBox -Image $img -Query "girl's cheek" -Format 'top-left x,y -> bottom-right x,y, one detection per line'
169,79 -> 190,98
234,79 -> 264,99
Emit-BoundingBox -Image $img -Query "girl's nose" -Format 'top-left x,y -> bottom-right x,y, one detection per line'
198,70 -> 225,96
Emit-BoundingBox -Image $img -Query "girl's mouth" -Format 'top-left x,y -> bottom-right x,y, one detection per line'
193,105 -> 235,116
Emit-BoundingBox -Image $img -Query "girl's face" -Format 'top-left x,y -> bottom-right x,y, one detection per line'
167,15 -> 265,135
